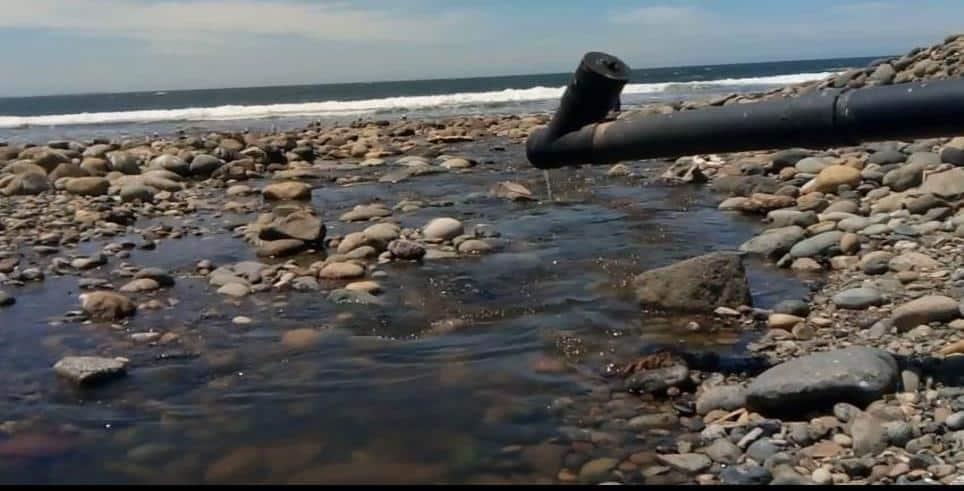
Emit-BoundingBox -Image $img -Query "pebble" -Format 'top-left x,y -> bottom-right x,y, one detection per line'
850,414 -> 887,457
812,467 -> 833,485
832,287 -> 884,309
771,299 -> 809,317
719,464 -> 771,485
891,295 -> 960,330
768,313 -> 803,330
746,438 -> 779,463
702,438 -> 741,464
945,411 -> 964,430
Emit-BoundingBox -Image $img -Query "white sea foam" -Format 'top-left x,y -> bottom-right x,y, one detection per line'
0,71 -> 836,129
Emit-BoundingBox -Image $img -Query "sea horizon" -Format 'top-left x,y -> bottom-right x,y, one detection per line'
0,53 -> 891,100
0,55 -> 882,143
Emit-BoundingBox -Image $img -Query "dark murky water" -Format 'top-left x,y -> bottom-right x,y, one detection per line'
0,140 -> 808,483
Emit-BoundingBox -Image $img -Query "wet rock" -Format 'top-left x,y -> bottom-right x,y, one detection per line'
53,356 -> 127,386
0,291 -> 14,307
204,447 -> 261,482
262,182 -> 311,201
345,281 -> 381,294
606,163 -> 630,176
134,268 -> 174,287
423,217 -> 464,241
832,287 -> 884,309
336,232 -> 369,254
257,239 -> 306,257
746,347 -> 899,417
71,254 -> 106,270
790,257 -> 822,272
119,278 -> 161,293
633,252 -> 751,312
226,184 -> 254,196
327,289 -> 383,305
260,211 -> 325,242
387,240 -> 425,260
79,291 -> 136,321
656,453 -> 711,474
319,262 -> 365,280
457,239 -> 494,255
739,226 -> 805,259
362,222 -> 400,244
281,328 -> 324,350
339,203 -> 392,222
789,231 -> 844,258
490,181 -> 534,201
891,295 -> 960,330
625,364 -> 689,394
696,385 -> 747,415
628,412 -> 678,430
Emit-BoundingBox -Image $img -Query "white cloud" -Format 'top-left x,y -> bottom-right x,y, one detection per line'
0,0 -> 472,45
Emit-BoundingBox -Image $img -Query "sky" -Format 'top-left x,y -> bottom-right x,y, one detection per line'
1,0 -> 963,97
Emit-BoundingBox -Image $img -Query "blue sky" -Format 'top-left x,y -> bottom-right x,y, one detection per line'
1,0 -> 962,96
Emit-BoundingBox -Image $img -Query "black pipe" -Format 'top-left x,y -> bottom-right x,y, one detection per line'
527,52 -> 964,169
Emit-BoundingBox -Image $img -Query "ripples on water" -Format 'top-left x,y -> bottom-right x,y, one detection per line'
0,141 -> 809,483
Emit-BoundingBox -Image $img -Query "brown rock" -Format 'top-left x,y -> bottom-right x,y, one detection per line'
262,182 -> 311,201
79,291 -> 136,321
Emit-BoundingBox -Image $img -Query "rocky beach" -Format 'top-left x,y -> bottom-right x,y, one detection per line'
3,34 -> 964,484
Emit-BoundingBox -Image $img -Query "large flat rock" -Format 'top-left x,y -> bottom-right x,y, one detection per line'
633,252 -> 751,312
746,347 -> 899,417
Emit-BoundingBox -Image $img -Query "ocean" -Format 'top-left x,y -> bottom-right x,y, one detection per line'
0,56 -> 878,143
